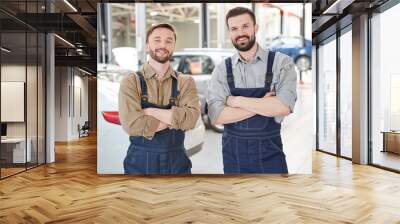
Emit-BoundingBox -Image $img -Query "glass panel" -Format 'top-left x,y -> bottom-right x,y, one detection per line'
340,29 -> 352,158
26,0 -> 39,169
26,31 -> 38,169
0,1 -> 35,33
110,3 -> 137,74
111,3 -> 136,49
256,3 -> 312,44
0,1 -> 27,14
256,6 -> 281,44
208,3 -> 251,48
1,31 -> 27,177
390,75 -> 400,130
38,32 -> 45,165
208,4 -> 218,48
146,3 -> 200,50
0,0 -> 46,178
255,3 -> 312,73
371,4 -> 400,171
317,37 -> 337,154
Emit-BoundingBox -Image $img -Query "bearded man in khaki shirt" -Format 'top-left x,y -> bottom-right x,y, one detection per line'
118,23 -> 200,175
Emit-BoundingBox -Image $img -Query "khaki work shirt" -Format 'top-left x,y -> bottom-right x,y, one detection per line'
118,63 -> 200,139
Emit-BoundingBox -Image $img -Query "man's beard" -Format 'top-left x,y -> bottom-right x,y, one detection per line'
149,48 -> 172,64
232,34 -> 256,52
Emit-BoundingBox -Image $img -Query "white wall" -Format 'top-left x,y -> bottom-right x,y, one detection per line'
54,67 -> 89,141
55,66 -> 68,141
71,73 -> 89,138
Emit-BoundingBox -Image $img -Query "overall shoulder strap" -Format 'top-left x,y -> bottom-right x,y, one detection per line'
265,51 -> 276,91
169,71 -> 179,106
136,71 -> 148,102
224,57 -> 235,90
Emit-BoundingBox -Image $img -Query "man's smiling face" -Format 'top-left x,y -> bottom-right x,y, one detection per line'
227,13 -> 258,52
146,27 -> 176,63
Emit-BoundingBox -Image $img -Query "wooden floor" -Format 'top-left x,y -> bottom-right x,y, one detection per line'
1,167 -> 26,178
1,135 -> 400,224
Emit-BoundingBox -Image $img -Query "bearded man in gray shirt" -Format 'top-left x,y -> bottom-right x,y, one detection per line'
206,7 -> 297,174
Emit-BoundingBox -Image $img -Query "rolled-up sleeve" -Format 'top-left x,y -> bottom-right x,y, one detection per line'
206,63 -> 231,124
274,54 -> 297,122
170,76 -> 201,131
118,74 -> 160,139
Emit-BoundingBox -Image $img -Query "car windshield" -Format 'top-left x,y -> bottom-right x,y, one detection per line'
173,55 -> 215,75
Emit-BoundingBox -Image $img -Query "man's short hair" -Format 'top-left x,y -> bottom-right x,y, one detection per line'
225,7 -> 256,28
146,23 -> 177,43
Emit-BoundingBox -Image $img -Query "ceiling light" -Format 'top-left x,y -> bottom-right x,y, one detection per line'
63,0 -> 78,12
54,34 -> 75,48
1,47 -> 11,53
78,67 -> 92,76
322,0 -> 354,15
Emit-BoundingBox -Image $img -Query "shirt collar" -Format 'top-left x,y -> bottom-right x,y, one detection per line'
232,44 -> 267,65
142,63 -> 178,80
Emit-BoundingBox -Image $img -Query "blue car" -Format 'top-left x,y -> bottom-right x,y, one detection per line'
267,36 -> 312,72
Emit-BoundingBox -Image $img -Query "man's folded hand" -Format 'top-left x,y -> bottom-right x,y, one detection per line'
264,91 -> 276,97
226,96 -> 239,107
156,121 -> 168,132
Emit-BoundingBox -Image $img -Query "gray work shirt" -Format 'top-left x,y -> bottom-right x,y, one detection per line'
206,45 -> 297,124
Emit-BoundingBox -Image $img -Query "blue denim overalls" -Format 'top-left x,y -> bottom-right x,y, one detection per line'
123,71 -> 192,174
222,51 -> 288,174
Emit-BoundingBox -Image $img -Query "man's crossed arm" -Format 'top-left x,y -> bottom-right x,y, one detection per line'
143,108 -> 172,132
213,92 -> 290,125
140,76 -> 201,133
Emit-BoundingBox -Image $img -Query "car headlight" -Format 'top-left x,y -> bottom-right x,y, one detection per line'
295,55 -> 311,72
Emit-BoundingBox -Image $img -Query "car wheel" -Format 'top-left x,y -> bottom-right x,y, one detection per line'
295,55 -> 311,72
207,115 -> 224,133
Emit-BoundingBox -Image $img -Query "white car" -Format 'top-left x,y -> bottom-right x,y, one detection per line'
171,48 -> 235,133
97,63 -> 205,174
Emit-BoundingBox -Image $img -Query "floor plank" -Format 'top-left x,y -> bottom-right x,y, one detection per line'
0,135 -> 399,223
